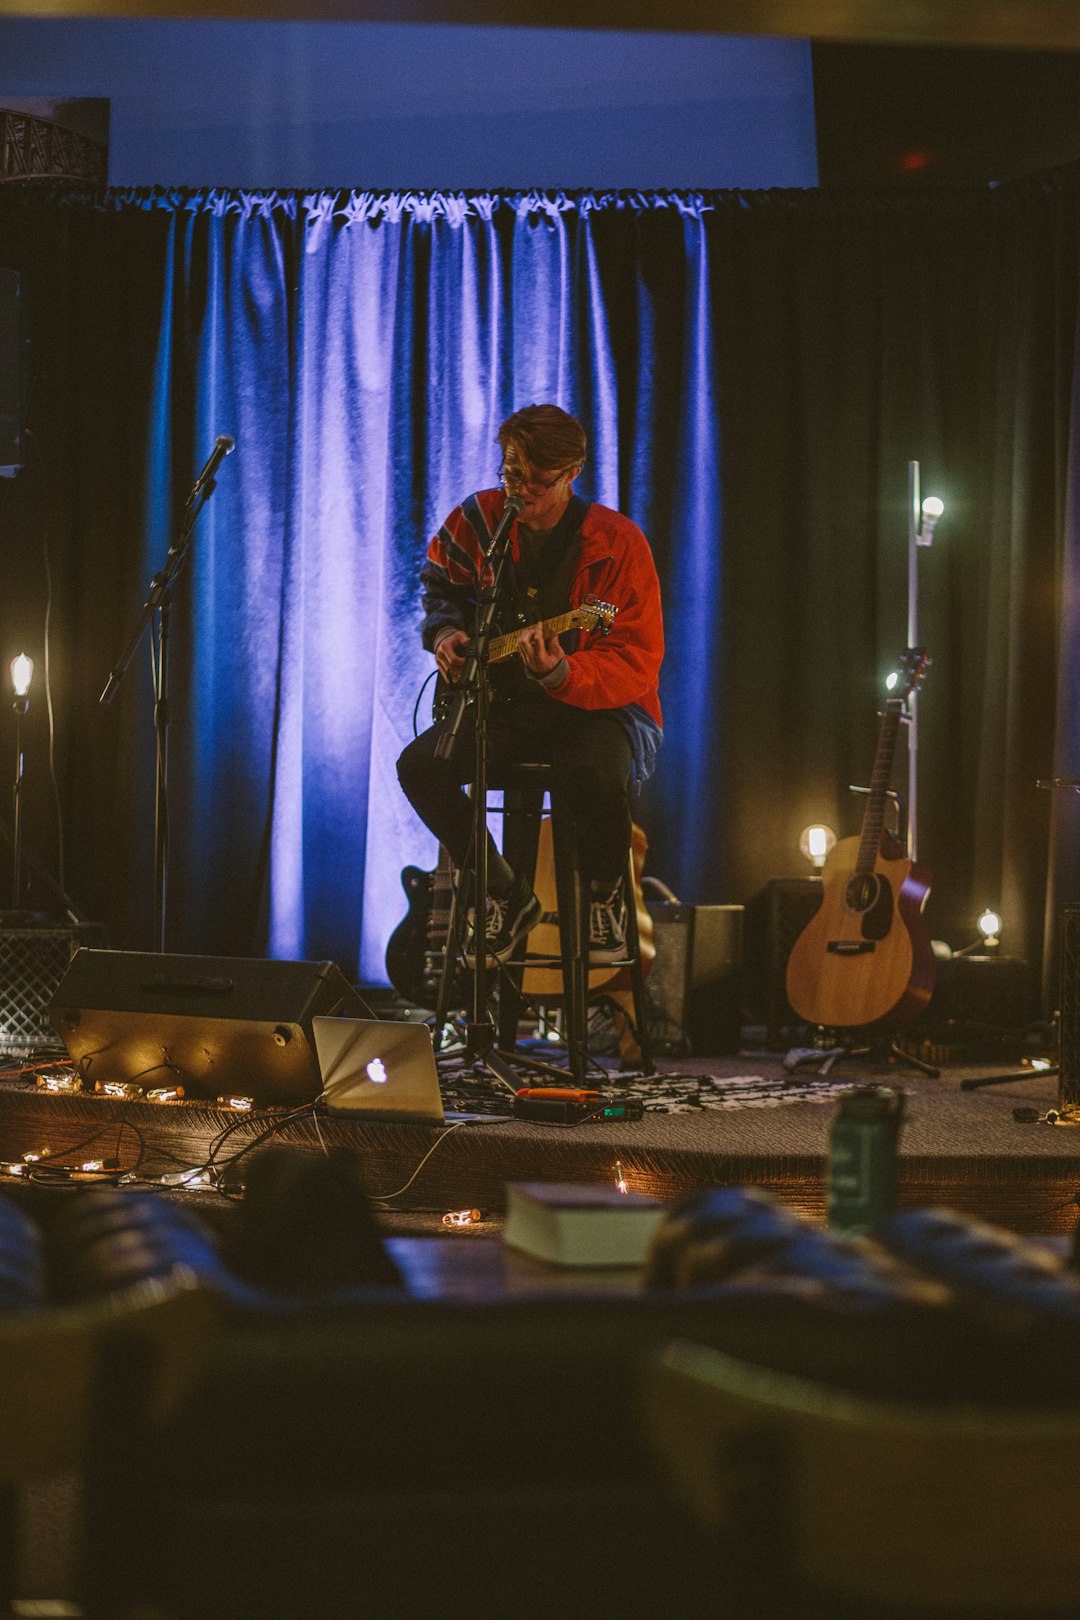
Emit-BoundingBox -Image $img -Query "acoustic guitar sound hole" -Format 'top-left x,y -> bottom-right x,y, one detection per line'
845,873 -> 895,941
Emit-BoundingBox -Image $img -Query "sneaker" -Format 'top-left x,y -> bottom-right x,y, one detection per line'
465,881 -> 542,965
589,888 -> 627,963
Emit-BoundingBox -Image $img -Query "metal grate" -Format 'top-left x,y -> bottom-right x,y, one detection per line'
0,927 -> 104,1057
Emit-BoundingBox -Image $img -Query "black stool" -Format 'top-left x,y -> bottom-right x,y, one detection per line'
451,763 -> 654,1086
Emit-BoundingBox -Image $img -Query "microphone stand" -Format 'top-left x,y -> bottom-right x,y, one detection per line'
435,491 -> 523,1073
99,436 -> 235,952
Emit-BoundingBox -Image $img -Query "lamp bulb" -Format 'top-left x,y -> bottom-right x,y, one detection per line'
10,654 -> 33,698
799,823 -> 837,870
977,908 -> 1001,946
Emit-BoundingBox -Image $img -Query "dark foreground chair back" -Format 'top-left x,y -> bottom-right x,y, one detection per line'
643,1337 -> 1080,1619
80,1289 -> 733,1620
0,1192 -> 215,1615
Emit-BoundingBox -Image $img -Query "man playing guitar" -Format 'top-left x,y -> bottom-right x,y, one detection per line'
396,403 -> 664,966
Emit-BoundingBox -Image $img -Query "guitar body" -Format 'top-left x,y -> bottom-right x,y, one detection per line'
785,830 -> 935,1032
521,819 -> 655,1000
385,821 -> 656,1027
385,862 -> 461,1008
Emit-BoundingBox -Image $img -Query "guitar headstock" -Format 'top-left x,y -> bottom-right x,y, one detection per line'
579,598 -> 617,636
886,645 -> 931,704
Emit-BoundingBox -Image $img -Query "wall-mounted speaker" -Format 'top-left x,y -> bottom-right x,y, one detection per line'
49,950 -> 373,1105
645,903 -> 743,1056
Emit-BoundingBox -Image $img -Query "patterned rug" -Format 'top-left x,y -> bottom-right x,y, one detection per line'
437,1055 -> 858,1115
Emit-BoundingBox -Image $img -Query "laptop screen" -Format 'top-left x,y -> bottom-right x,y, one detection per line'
312,1016 -> 445,1124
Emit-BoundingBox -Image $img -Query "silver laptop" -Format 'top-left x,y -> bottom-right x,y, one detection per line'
312,1015 -> 451,1124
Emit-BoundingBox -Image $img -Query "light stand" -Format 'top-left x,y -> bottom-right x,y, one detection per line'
10,653 -> 32,910
905,462 -> 943,861
99,435 -> 234,951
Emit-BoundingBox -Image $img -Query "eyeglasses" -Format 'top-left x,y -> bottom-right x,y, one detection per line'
500,463 -> 575,493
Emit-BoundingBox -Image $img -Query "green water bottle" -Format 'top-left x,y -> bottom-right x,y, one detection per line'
827,1085 -> 905,1234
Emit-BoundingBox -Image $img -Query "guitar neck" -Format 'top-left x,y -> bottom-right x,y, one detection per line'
854,702 -> 904,875
425,848 -> 455,948
487,611 -> 583,665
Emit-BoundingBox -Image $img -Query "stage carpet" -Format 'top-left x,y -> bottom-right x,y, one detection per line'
0,1048 -> 1075,1236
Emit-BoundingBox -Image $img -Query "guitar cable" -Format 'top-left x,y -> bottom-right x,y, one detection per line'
412,669 -> 438,738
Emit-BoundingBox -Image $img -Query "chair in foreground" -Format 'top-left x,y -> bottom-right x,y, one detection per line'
642,1337 -> 1080,1619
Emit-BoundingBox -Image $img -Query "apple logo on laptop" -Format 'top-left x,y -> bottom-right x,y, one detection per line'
366,1058 -> 388,1086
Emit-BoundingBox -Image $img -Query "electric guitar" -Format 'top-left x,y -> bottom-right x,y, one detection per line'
484,600 -> 616,664
784,648 -> 936,1032
432,600 -> 616,718
384,845 -> 461,1008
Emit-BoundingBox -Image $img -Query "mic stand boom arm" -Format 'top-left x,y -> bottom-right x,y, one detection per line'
434,493 -> 523,1060
98,435 -> 235,952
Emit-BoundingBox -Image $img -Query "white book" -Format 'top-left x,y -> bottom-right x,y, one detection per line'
503,1180 -> 667,1267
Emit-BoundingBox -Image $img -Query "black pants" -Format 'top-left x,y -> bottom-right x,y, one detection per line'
396,700 -> 633,893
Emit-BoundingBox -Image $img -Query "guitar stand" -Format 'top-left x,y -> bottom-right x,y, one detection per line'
959,1065 -> 1059,1091
783,1030 -> 940,1079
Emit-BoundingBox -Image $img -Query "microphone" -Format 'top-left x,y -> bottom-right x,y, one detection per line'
188,434 -> 236,504
503,489 -> 525,514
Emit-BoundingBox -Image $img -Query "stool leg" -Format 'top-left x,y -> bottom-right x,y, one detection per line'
623,851 -> 656,1075
551,801 -> 588,1086
497,789 -> 543,1052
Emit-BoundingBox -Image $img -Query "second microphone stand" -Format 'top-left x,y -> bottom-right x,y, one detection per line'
434,491 -> 523,1075
99,437 -> 234,952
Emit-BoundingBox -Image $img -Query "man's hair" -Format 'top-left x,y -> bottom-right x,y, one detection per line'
497,404 -> 587,474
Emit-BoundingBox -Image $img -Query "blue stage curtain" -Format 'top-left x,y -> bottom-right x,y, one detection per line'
108,190 -> 725,982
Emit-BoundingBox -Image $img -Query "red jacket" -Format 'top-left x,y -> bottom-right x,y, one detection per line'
421,488 -> 664,775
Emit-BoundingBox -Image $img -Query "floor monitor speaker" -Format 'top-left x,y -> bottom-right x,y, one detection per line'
646,903 -> 743,1056
49,950 -> 373,1105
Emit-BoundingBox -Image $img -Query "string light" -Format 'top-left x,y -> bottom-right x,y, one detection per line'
441,1208 -> 482,1227
94,1080 -> 145,1100
614,1160 -> 629,1194
216,1095 -> 254,1111
146,1086 -> 185,1103
35,1072 -> 82,1094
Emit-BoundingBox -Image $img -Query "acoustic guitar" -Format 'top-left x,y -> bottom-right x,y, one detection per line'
784,648 -> 936,1033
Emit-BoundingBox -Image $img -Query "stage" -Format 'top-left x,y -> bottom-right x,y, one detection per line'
0,1044 -> 1075,1238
